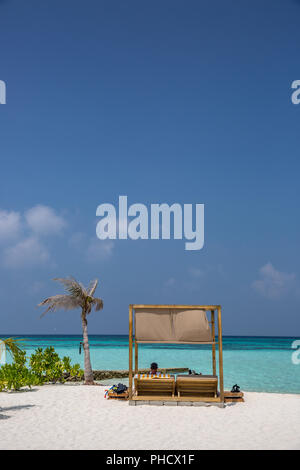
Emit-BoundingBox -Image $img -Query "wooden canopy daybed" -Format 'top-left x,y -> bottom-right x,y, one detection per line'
128,305 -> 224,405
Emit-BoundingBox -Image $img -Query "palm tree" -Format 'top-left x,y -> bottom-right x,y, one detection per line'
38,277 -> 103,385
0,337 -> 24,361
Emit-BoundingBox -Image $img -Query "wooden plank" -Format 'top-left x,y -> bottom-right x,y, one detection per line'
176,375 -> 218,398
224,397 -> 244,403
132,395 -> 222,403
224,391 -> 244,403
135,377 -> 176,398
107,391 -> 129,400
224,391 -> 244,398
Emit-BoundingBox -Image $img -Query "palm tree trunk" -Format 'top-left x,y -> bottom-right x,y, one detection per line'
81,311 -> 94,384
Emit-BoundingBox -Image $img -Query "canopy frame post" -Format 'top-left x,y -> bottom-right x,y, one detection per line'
134,309 -> 138,374
211,309 -> 216,376
217,305 -> 224,403
129,304 -> 133,399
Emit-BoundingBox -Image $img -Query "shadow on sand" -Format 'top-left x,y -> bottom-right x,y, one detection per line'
5,387 -> 39,394
0,404 -> 35,420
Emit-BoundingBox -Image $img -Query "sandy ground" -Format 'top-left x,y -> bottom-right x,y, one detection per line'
0,385 -> 299,450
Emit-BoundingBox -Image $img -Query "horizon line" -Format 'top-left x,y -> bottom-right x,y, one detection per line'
0,333 -> 299,339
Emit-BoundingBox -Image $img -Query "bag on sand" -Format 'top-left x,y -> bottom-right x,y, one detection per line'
116,383 -> 128,394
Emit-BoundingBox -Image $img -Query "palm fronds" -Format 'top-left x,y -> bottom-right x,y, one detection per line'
53,277 -> 86,300
90,297 -> 103,312
38,277 -> 103,317
87,279 -> 98,297
38,295 -> 81,318
1,337 -> 25,359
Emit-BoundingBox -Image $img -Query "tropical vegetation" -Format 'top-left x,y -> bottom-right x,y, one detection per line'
38,277 -> 103,384
0,346 -> 83,391
0,336 -> 24,358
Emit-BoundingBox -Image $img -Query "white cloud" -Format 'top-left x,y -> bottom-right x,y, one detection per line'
0,210 -> 21,242
0,205 -> 68,270
70,233 -> 115,263
3,237 -> 50,268
86,239 -> 114,263
25,205 -> 66,236
252,262 -> 296,299
0,205 -> 116,270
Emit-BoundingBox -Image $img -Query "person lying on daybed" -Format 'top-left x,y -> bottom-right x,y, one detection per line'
150,362 -> 158,375
188,369 -> 202,375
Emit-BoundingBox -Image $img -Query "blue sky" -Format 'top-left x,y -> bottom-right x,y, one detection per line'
0,0 -> 299,335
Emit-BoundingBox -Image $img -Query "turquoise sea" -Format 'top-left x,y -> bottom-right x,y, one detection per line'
2,335 -> 300,394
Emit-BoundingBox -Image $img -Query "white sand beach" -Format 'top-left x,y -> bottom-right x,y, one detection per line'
0,385 -> 299,450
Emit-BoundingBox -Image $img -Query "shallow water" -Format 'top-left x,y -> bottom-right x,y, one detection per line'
2,335 -> 300,394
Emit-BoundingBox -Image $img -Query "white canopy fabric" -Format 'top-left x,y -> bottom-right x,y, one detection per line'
135,308 -> 213,343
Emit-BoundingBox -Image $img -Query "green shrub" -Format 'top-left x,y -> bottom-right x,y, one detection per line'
61,356 -> 83,379
29,347 -> 83,383
0,346 -> 83,391
29,347 -> 64,383
0,349 -> 41,391
69,362 -> 84,380
0,363 -> 41,391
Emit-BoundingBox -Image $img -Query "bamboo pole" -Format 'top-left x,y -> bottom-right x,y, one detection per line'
136,340 -> 216,344
133,304 -> 220,310
134,343 -> 138,374
211,310 -> 216,376
129,304 -> 133,399
217,306 -> 224,402
134,311 -> 138,374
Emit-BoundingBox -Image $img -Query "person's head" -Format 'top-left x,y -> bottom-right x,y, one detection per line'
150,362 -> 158,372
